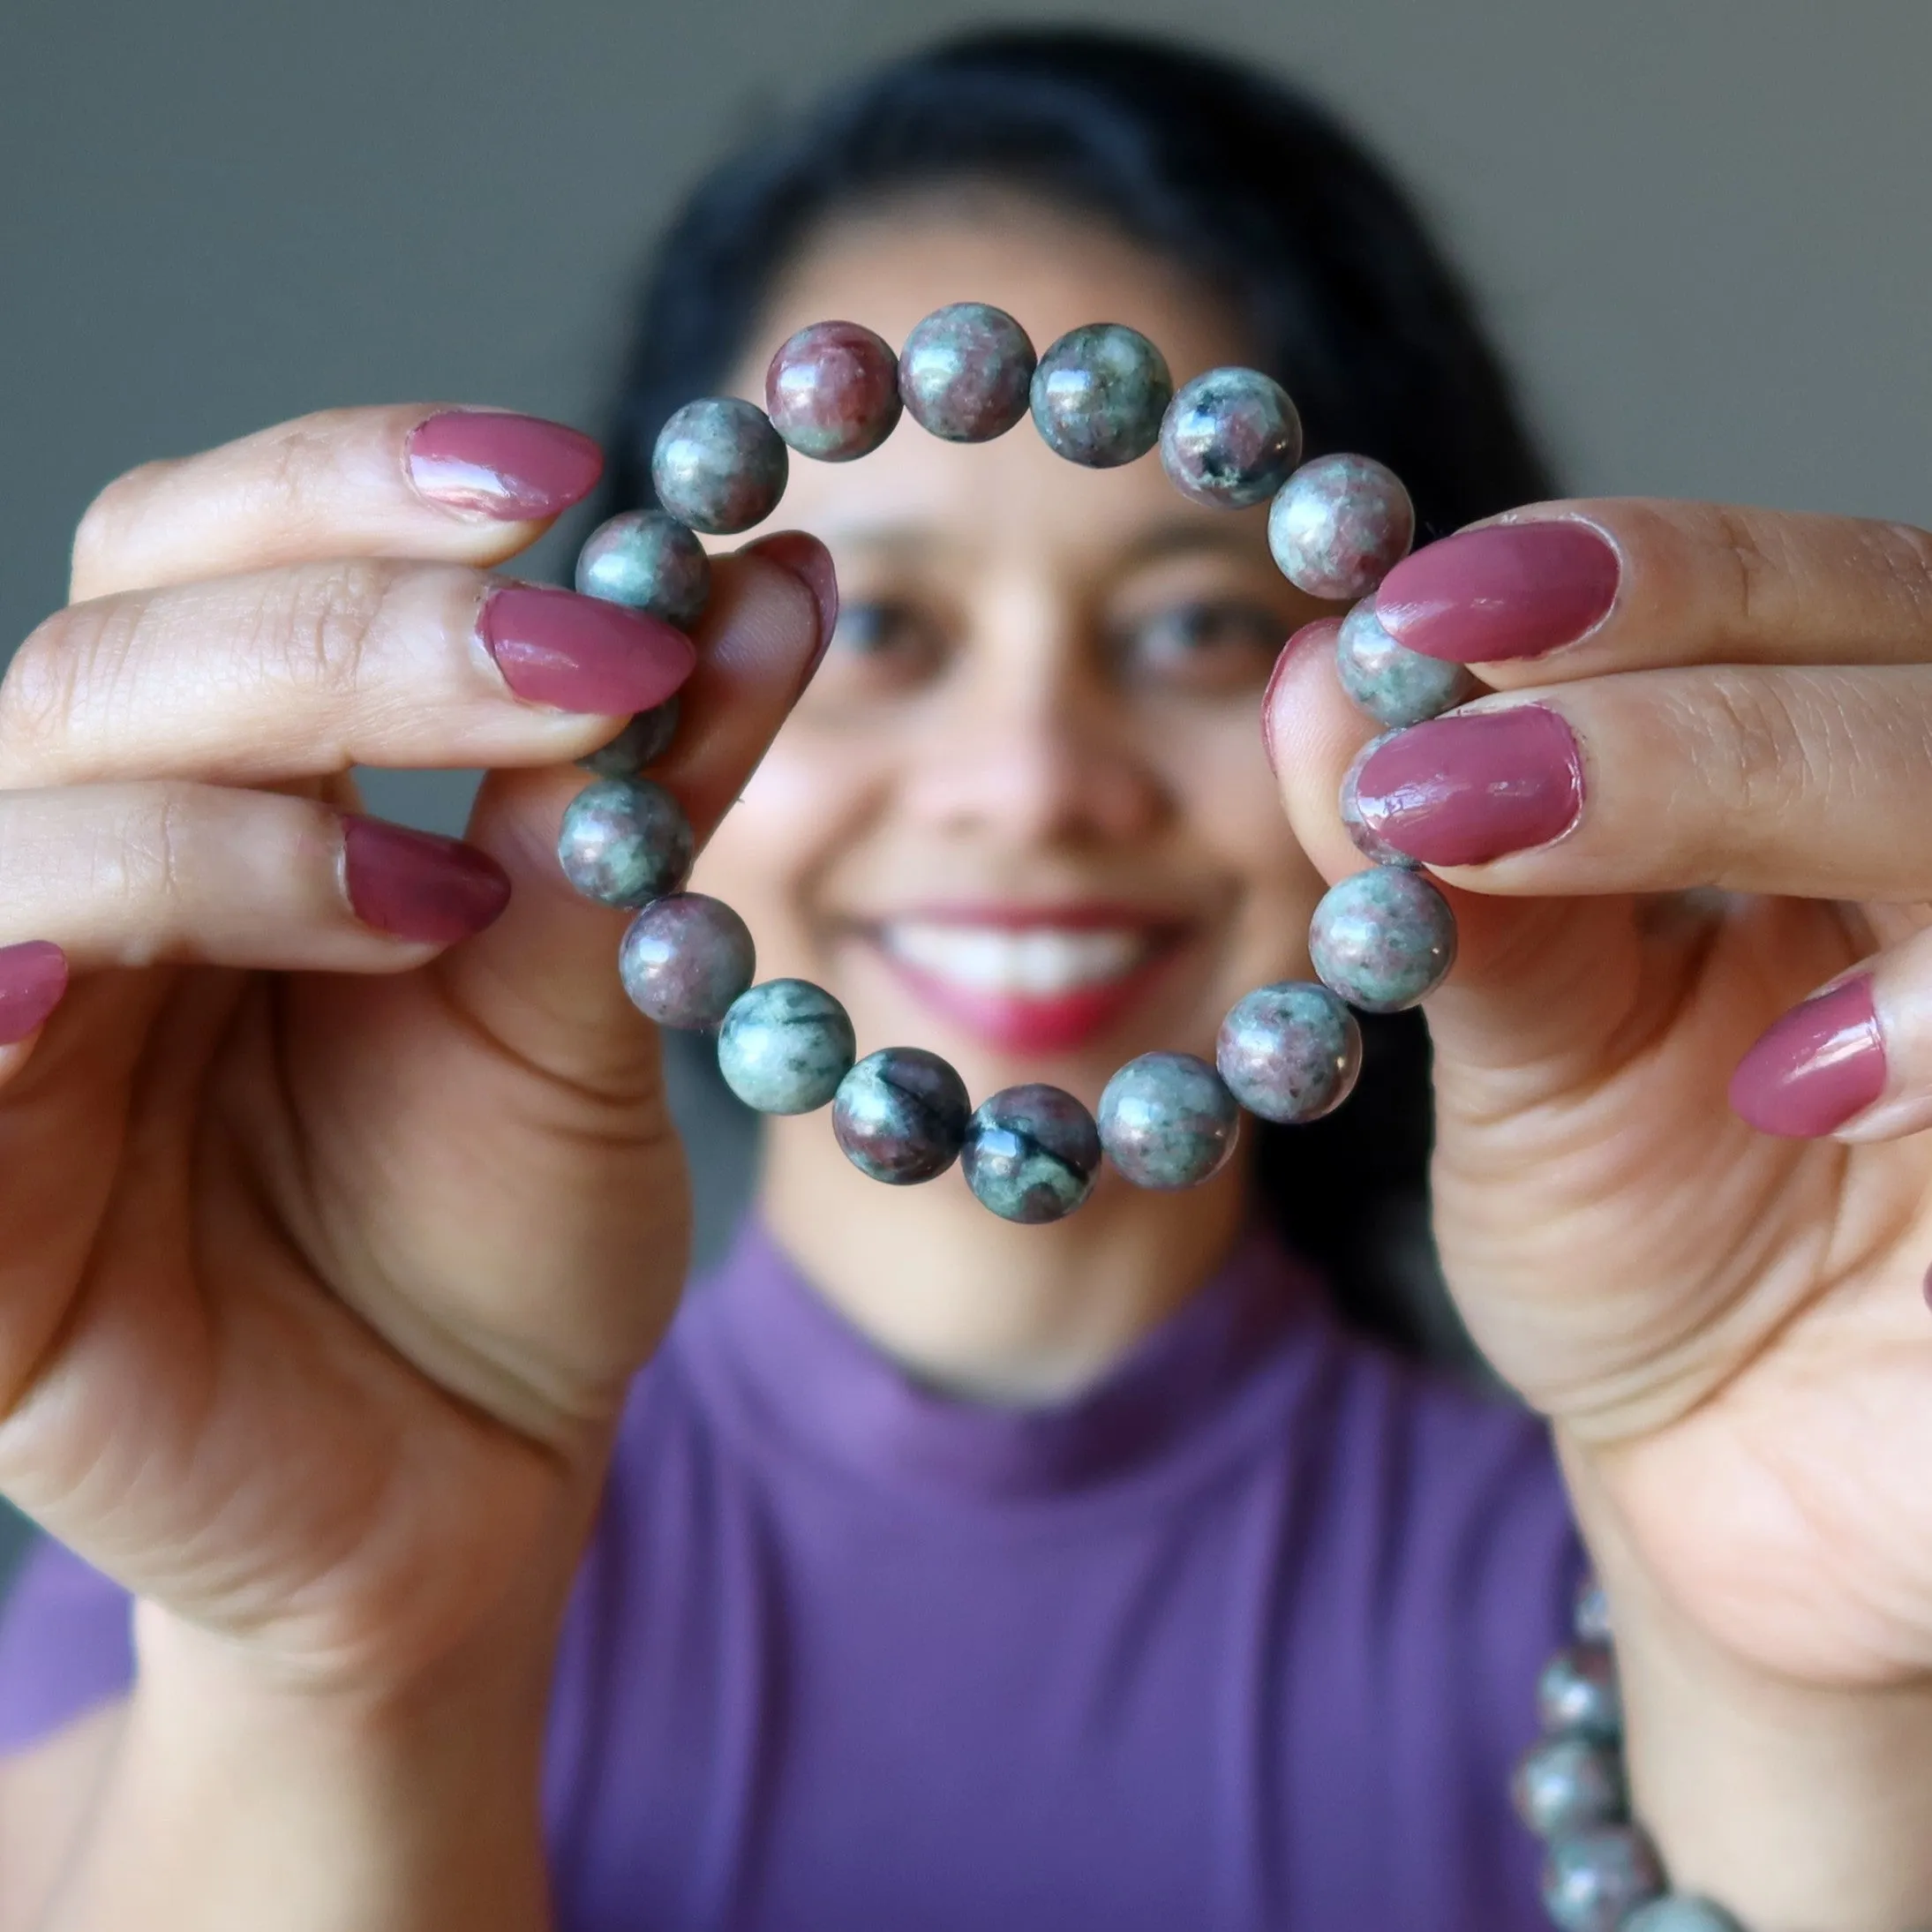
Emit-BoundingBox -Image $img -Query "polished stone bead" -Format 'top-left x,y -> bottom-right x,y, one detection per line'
617,892 -> 755,1030
1334,599 -> 1472,728
574,509 -> 711,628
1537,1643 -> 1623,1743
1338,730 -> 1422,870
1215,982 -> 1363,1124
1158,366 -> 1303,509
765,319 -> 902,462
716,979 -> 856,1115
1511,1734 -> 1628,1839
1622,1898 -> 1748,1932
650,397 -> 788,535
833,1047 -> 971,1184
556,778 -> 693,908
961,1084 -> 1102,1223
1308,867 -> 1457,1013
1029,324 -> 1174,468
1573,1581 -> 1613,1645
578,697 -> 681,779
1098,1052 -> 1241,1189
1267,454 -> 1416,599
1540,1825 -> 1665,1932
898,302 -> 1036,442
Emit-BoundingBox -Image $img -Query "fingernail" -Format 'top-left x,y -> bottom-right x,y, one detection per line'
740,531 -> 839,684
480,585 -> 695,715
1261,618 -> 1342,774
342,817 -> 511,943
406,411 -> 604,521
0,942 -> 69,1045
1374,521 -> 1619,662
1353,704 -> 1583,865
1729,974 -> 1887,1139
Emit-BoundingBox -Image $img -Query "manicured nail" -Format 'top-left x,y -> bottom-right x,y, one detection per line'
480,585 -> 695,715
406,411 -> 604,521
342,817 -> 511,943
1374,522 -> 1620,662
1262,619 -> 1342,774
1352,704 -> 1583,866
1729,975 -> 1886,1139
740,531 -> 840,685
0,942 -> 69,1045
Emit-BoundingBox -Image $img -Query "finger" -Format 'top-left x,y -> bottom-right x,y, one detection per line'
0,562 -> 696,790
1372,500 -> 1932,681
69,405 -> 604,602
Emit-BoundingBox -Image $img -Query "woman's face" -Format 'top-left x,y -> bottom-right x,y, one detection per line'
699,194 -> 1334,1111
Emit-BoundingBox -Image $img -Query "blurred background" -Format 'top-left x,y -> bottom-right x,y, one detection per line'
4,0 -> 1930,1584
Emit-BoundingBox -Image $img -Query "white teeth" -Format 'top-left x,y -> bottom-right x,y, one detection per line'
879,922 -> 1154,996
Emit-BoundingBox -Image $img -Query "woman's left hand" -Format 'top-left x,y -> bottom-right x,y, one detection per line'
1269,500 -> 1932,1914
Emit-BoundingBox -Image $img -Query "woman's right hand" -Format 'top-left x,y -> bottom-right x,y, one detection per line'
0,405 -> 826,1699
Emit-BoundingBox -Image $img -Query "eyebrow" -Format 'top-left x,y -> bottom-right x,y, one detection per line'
814,517 -> 1267,567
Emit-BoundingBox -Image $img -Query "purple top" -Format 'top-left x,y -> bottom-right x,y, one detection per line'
0,1224 -> 1582,1929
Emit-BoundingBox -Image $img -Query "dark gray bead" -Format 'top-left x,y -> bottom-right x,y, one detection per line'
1574,1581 -> 1613,1645
1267,454 -> 1415,599
1029,324 -> 1174,468
1334,599 -> 1473,728
1215,982 -> 1363,1124
717,979 -> 855,1115
1622,1898 -> 1748,1932
1098,1052 -> 1240,1189
833,1047 -> 971,1184
1338,730 -> 1423,869
574,509 -> 710,628
1308,868 -> 1456,1013
1540,1825 -> 1665,1932
556,778 -> 693,909
1511,1734 -> 1628,1838
650,397 -> 788,535
578,697 -> 681,779
617,894 -> 755,1031
961,1084 -> 1102,1223
1157,366 -> 1303,509
898,303 -> 1036,442
1537,1643 -> 1623,1744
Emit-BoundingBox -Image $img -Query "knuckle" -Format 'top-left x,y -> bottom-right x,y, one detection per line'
69,459 -> 180,600
0,605 -> 121,773
106,782 -> 200,914
260,559 -> 403,702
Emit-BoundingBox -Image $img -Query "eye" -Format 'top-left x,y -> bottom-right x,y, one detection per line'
1112,598 -> 1285,694
809,596 -> 951,701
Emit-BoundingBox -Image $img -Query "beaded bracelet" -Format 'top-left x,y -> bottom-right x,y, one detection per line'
1518,1586 -> 1746,1931
556,304 -> 1464,1223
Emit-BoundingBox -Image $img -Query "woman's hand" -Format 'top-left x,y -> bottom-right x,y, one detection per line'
0,405 -> 826,1696
1270,501 -> 1932,1921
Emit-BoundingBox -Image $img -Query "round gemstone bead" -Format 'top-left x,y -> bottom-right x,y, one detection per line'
579,697 -> 680,779
1029,324 -> 1174,468
961,1084 -> 1102,1224
898,302 -> 1036,442
1540,1825 -> 1665,1932
1537,1642 -> 1623,1744
1309,868 -> 1457,1013
1267,453 -> 1416,599
650,397 -> 787,535
1158,366 -> 1303,509
617,893 -> 755,1031
1334,599 -> 1472,728
1098,1052 -> 1241,1189
574,509 -> 711,628
1510,1734 -> 1628,1839
556,778 -> 693,909
1215,981 -> 1363,1124
717,979 -> 856,1115
1622,1899 -> 1748,1932
832,1047 -> 971,1184
1573,1581 -> 1613,1645
764,319 -> 902,462
1338,731 -> 1421,870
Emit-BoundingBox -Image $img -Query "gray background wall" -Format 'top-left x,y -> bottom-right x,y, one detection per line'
3,0 -> 1930,1585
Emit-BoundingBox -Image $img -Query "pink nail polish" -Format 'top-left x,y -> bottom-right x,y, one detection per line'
1729,975 -> 1887,1138
1352,704 -> 1583,865
1261,619 -> 1342,774
480,586 -> 695,716
740,531 -> 840,685
406,411 -> 604,521
1374,522 -> 1620,662
342,817 -> 511,944
0,942 -> 69,1045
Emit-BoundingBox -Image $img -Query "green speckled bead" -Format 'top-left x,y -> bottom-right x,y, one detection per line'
650,397 -> 787,535
1537,1643 -> 1622,1744
1622,1900 -> 1748,1932
575,509 -> 711,628
1334,598 -> 1472,728
556,778 -> 693,909
1158,366 -> 1303,508
1098,1053 -> 1240,1189
1510,1734 -> 1628,1839
1574,1582 -> 1612,1644
1215,981 -> 1363,1123
1029,324 -> 1174,469
1267,453 -> 1415,599
899,302 -> 1037,442
1308,867 -> 1457,1013
1540,1825 -> 1665,1932
833,1047 -> 971,1184
578,697 -> 680,779
717,979 -> 856,1115
961,1084 -> 1102,1223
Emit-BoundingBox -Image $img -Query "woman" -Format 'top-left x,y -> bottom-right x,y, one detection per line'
0,27 -> 1928,1931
